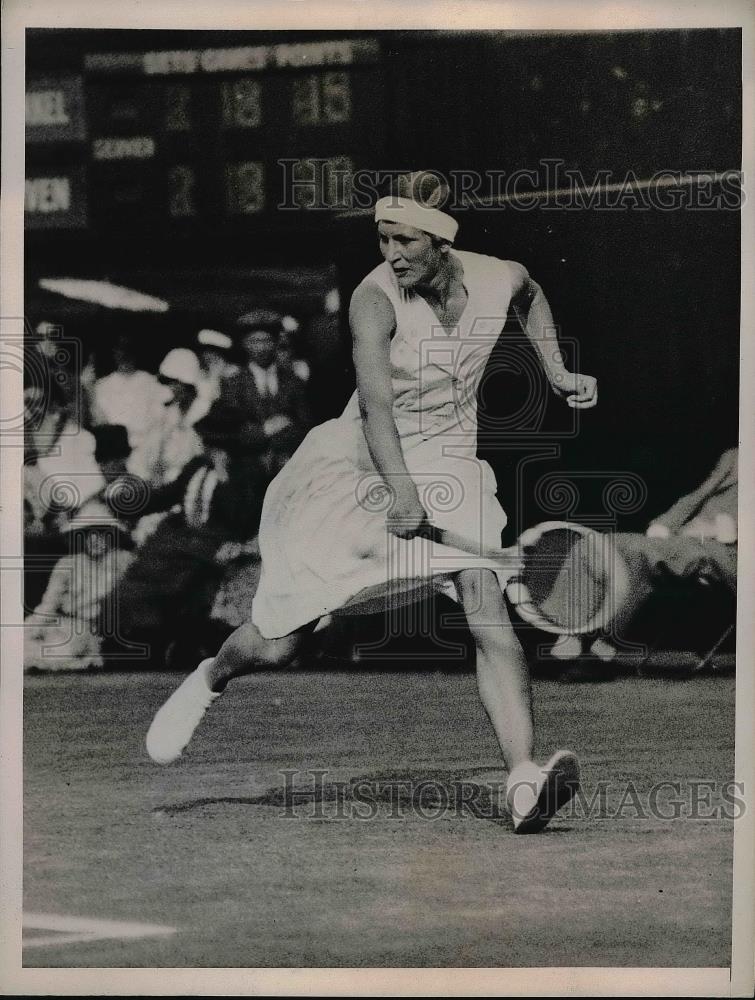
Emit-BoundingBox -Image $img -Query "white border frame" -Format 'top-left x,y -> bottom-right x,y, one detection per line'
2,2 -> 753,995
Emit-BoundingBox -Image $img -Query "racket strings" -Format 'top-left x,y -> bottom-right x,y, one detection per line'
522,528 -> 609,633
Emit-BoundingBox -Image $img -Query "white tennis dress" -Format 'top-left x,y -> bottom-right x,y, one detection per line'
251,250 -> 519,638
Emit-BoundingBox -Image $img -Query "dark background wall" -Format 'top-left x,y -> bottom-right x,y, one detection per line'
25,28 -> 742,534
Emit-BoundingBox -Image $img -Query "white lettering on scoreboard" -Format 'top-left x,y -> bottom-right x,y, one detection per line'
144,50 -> 201,75
272,41 -> 356,68
26,77 -> 86,142
92,136 -> 156,160
86,39 -> 379,75
25,177 -> 71,214
201,47 -> 267,73
26,90 -> 70,126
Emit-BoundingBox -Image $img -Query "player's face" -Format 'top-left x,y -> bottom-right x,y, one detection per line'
378,221 -> 444,289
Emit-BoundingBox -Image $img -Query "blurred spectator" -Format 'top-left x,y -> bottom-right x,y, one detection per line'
79,349 -> 99,429
208,535 -> 263,632
646,447 -> 737,547
24,499 -> 135,672
307,286 -> 346,421
278,316 -> 311,383
115,401 -> 264,665
24,381 -> 104,535
27,320 -> 80,411
88,424 -> 154,534
193,328 -> 240,420
128,348 -> 204,486
93,424 -> 131,484
90,332 -> 166,463
223,308 -> 313,478
30,320 -> 60,362
552,448 -> 738,668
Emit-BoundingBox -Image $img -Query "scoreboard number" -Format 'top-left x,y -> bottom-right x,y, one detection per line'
221,79 -> 262,128
292,72 -> 351,125
321,72 -> 351,123
225,161 -> 265,213
325,155 -> 353,205
291,156 -> 353,209
168,165 -> 197,217
292,75 -> 319,125
165,84 -> 192,131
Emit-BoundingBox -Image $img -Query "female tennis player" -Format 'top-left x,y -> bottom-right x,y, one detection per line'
146,172 -> 598,833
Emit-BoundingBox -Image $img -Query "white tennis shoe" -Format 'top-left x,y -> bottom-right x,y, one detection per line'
146,658 -> 221,764
506,750 -> 581,834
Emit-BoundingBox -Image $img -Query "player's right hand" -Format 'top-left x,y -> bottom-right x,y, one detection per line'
387,490 -> 427,538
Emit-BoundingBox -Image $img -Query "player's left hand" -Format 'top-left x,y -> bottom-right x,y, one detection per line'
552,371 -> 598,409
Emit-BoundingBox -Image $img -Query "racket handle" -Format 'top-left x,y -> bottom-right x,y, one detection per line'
416,521 -> 522,567
416,520 -> 445,544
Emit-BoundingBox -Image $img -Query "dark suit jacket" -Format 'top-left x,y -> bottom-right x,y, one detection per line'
219,364 -> 313,470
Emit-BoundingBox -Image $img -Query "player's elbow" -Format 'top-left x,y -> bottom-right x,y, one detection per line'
357,389 -> 393,425
510,266 -> 540,309
524,277 -> 542,304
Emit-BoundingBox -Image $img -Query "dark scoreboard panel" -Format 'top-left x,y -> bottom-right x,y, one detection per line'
25,38 -> 384,234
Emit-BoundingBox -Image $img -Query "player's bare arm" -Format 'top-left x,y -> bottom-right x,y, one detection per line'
509,261 -> 598,410
349,282 -> 426,537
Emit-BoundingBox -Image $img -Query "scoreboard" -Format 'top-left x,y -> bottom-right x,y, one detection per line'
25,38 -> 384,234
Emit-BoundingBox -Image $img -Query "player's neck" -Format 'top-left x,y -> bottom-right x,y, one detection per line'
416,255 -> 457,308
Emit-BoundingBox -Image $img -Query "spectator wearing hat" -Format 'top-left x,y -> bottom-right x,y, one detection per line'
116,400 -> 265,665
193,328 -> 241,422
90,333 -> 166,461
24,380 -> 105,536
220,308 -> 313,480
24,499 -> 135,672
128,348 -> 204,487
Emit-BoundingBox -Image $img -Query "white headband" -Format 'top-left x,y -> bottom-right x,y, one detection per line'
374,196 -> 458,243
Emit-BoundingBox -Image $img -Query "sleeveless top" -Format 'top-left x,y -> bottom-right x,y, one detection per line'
342,249 -> 517,452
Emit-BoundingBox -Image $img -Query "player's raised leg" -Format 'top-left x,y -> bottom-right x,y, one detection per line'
145,622 -> 308,764
456,567 -> 580,833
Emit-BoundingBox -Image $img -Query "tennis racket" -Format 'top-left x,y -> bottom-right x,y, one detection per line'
418,519 -> 631,635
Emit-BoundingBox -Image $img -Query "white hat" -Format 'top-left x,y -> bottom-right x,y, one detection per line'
197,329 -> 233,351
159,347 -> 202,386
63,499 -> 126,533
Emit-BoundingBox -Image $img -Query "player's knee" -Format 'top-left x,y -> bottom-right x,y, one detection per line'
460,569 -> 512,620
457,568 -> 489,605
217,622 -> 266,670
258,636 -> 297,669
213,623 -> 298,681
